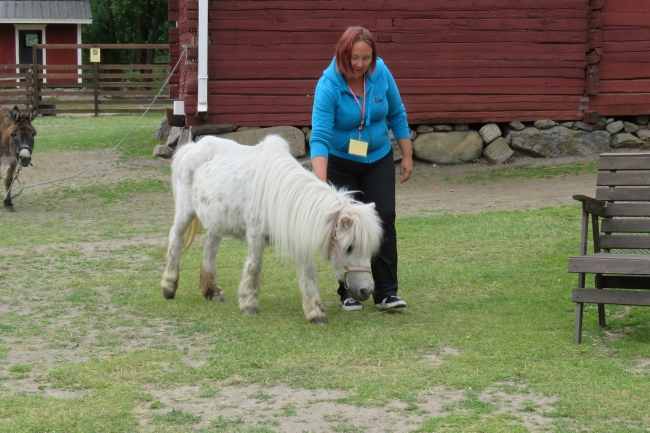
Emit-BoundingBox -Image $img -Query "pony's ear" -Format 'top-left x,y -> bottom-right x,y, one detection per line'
11,106 -> 20,123
338,214 -> 354,230
29,108 -> 37,122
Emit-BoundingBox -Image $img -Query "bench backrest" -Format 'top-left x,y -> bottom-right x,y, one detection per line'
597,153 -> 650,251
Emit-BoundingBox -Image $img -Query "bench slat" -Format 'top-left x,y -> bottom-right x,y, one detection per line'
568,254 -> 650,274
600,235 -> 650,249
598,154 -> 650,170
597,172 -> 650,186
605,203 -> 650,217
602,275 -> 650,289
572,288 -> 650,306
596,187 -> 650,201
601,219 -> 650,233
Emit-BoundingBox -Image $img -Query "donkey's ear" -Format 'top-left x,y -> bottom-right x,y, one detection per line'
29,108 -> 37,122
11,106 -> 20,123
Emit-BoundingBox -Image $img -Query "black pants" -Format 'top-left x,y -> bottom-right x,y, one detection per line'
327,151 -> 398,303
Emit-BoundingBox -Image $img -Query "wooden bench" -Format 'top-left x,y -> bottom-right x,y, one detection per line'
569,152 -> 650,344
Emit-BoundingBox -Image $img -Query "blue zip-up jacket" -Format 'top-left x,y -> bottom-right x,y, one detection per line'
310,57 -> 410,163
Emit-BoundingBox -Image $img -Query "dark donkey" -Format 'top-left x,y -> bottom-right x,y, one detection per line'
1,106 -> 37,212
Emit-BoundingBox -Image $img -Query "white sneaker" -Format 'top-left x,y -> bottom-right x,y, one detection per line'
375,295 -> 407,310
341,298 -> 362,311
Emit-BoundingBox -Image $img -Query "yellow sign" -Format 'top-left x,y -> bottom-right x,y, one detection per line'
90,48 -> 101,62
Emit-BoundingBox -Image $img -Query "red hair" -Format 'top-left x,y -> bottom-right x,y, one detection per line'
335,27 -> 377,78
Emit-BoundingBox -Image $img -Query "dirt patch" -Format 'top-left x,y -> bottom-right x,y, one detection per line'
11,149 -> 596,218
17,149 -> 169,186
626,358 -> 650,375
421,346 -> 461,365
395,156 -> 597,216
134,381 -> 556,432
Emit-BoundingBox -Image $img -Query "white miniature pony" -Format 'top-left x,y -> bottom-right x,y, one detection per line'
161,135 -> 383,323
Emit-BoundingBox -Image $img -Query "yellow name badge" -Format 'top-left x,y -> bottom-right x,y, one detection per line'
348,139 -> 368,157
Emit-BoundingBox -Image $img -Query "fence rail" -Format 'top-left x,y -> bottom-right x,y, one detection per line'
0,44 -> 171,116
0,65 -> 33,107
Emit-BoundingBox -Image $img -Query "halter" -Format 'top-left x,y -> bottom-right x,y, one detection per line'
16,144 -> 31,154
328,211 -> 372,286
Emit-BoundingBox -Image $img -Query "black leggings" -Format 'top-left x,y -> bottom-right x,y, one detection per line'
327,151 -> 398,303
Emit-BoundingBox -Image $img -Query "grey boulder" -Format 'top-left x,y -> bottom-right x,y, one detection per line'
413,130 -> 484,164
214,126 -> 307,158
483,138 -> 513,164
510,126 -> 610,157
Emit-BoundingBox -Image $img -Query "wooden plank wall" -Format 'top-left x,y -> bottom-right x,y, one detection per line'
171,0 -> 594,127
168,0 -> 181,100
45,24 -> 79,84
589,0 -> 650,116
0,24 -> 15,65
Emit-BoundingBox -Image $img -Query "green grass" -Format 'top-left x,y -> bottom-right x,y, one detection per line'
445,160 -> 598,184
51,178 -> 170,202
34,112 -> 164,158
419,414 -> 530,432
8,365 -> 31,374
3,204 -> 649,431
0,115 -> 649,432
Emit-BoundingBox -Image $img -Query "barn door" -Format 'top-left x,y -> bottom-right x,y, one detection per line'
18,30 -> 43,71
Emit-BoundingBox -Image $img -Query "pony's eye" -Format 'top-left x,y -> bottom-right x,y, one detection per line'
346,246 -> 354,254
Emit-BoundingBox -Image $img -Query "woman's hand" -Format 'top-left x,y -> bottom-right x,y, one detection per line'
312,156 -> 328,182
400,155 -> 413,183
397,138 -> 413,183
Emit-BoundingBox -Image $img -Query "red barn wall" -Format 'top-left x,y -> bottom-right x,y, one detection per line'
45,24 -> 78,83
590,0 -> 650,116
173,0 -> 596,127
0,24 -> 16,64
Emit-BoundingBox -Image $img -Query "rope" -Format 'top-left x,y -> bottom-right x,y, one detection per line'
9,45 -> 189,199
3,165 -> 22,204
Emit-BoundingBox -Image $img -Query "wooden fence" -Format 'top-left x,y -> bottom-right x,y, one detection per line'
0,44 -> 172,116
0,64 -> 32,108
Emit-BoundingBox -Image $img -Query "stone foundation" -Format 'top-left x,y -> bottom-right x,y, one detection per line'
153,115 -> 650,163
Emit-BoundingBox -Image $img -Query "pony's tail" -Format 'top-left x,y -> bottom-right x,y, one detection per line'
181,216 -> 202,253
168,198 -> 201,254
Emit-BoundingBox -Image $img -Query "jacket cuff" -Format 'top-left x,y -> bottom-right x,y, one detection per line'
391,124 -> 410,141
310,143 -> 329,160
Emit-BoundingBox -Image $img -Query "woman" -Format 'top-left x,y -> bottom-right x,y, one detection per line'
310,26 -> 413,311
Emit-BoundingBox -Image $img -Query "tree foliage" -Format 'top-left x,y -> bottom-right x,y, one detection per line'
82,0 -> 172,64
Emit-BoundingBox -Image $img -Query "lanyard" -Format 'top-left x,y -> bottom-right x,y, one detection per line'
346,76 -> 366,136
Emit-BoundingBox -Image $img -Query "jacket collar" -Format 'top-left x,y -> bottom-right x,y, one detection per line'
323,57 -> 385,91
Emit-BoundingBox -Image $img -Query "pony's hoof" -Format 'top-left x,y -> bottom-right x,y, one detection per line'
211,295 -> 226,302
309,317 -> 328,324
162,288 -> 176,300
242,307 -> 259,315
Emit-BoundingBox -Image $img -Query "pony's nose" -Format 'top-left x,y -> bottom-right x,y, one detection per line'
359,288 -> 371,300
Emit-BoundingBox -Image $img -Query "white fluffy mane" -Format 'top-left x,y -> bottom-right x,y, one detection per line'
249,135 -> 381,261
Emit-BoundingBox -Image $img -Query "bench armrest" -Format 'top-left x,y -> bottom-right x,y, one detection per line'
573,195 -> 607,217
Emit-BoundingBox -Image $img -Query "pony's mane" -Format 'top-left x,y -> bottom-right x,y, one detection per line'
250,135 -> 379,261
